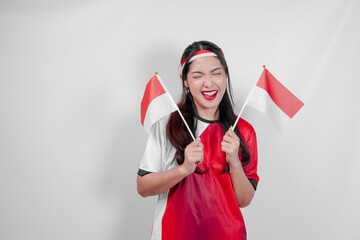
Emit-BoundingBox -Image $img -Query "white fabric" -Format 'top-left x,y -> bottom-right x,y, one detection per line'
188,52 -> 217,64
181,52 -> 218,71
143,92 -> 178,134
246,86 -> 291,131
140,116 -> 209,240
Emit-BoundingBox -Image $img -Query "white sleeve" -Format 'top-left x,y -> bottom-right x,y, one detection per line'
139,119 -> 165,173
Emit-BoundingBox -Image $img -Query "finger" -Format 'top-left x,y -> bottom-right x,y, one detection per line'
188,155 -> 203,163
221,145 -> 232,153
195,140 -> 203,148
221,141 -> 238,150
222,134 -> 232,143
225,130 -> 234,139
222,147 -> 238,156
188,153 -> 202,159
189,147 -> 203,153
196,154 -> 204,164
226,126 -> 233,134
195,139 -> 203,147
188,140 -> 200,148
225,131 -> 240,143
187,142 -> 203,150
195,158 -> 204,165
196,140 -> 204,148
221,144 -> 236,152
223,135 -> 238,145
190,140 -> 199,146
221,141 -> 232,148
227,128 -> 238,139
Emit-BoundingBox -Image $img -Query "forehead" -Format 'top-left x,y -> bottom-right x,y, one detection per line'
188,56 -> 223,71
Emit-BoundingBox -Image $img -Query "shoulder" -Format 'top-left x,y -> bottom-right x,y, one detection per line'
140,115 -> 175,173
149,115 -> 170,141
156,115 -> 170,129
234,116 -> 256,142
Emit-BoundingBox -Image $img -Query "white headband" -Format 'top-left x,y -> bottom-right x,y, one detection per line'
181,50 -> 223,72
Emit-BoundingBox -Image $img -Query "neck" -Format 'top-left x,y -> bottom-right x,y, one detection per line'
197,109 -> 219,121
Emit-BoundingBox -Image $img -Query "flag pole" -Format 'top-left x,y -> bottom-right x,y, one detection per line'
232,65 -> 266,131
155,73 -> 196,141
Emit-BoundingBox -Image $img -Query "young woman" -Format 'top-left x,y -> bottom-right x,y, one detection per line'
137,41 -> 259,240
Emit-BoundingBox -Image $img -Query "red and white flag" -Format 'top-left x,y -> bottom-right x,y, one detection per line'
235,68 -> 304,130
140,74 -> 178,134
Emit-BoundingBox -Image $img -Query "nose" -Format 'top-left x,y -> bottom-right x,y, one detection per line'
203,74 -> 213,88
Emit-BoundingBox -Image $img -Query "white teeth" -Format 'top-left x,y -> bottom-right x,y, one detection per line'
202,90 -> 217,96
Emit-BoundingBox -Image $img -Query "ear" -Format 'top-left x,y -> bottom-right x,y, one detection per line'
183,79 -> 189,88
181,74 -> 189,88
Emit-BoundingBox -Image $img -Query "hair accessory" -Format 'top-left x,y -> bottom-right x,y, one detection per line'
181,50 -> 224,71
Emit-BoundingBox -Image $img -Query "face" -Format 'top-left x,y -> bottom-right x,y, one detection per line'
184,56 -> 227,120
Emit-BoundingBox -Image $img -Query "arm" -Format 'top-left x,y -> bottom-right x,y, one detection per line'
221,127 -> 255,207
228,162 -> 255,208
137,165 -> 188,197
137,138 -> 203,198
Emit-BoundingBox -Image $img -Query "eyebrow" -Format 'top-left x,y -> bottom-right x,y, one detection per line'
191,67 -> 223,75
190,71 -> 203,75
211,67 -> 222,73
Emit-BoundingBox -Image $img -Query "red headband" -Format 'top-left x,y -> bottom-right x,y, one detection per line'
181,50 -> 224,68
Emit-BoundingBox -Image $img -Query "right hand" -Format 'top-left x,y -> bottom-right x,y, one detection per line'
182,138 -> 204,175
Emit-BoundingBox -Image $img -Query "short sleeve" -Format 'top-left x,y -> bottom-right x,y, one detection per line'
236,118 -> 259,190
138,120 -> 164,173
242,132 -> 259,186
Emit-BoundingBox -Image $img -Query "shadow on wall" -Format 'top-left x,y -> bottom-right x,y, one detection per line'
99,113 -> 155,240
99,44 -> 181,239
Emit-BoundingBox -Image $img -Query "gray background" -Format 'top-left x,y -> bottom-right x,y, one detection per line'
0,0 -> 359,239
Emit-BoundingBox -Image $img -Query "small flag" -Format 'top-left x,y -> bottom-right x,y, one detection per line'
141,74 -> 178,134
234,68 -> 304,130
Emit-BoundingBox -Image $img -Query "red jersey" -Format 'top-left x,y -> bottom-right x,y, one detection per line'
139,116 -> 259,240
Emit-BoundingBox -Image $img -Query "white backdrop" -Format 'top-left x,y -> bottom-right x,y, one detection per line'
0,0 -> 359,239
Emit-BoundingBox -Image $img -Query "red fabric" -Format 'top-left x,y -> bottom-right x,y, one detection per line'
181,50 -> 225,66
256,69 -> 304,118
161,119 -> 258,240
140,75 -> 166,125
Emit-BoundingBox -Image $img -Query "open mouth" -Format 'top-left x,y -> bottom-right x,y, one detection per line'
202,90 -> 218,100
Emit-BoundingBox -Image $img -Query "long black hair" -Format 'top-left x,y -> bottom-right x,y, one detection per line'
166,41 -> 251,173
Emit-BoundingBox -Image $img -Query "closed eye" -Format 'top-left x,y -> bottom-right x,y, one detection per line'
191,71 -> 203,79
212,71 -> 223,76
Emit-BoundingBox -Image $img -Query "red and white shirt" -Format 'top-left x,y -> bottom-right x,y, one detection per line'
139,116 -> 259,240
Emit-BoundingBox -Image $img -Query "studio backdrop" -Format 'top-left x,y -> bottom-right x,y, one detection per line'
0,0 -> 359,239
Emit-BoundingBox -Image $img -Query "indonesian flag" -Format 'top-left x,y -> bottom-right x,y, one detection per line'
238,68 -> 304,130
140,74 -> 178,134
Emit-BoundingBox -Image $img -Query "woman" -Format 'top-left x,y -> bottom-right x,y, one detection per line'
137,40 -> 259,240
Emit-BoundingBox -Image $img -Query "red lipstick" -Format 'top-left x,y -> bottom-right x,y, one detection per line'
202,90 -> 218,100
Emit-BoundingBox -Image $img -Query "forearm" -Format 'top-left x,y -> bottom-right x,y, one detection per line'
229,163 -> 255,208
137,165 -> 189,197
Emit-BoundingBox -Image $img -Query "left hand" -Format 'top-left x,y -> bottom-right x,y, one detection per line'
221,126 -> 241,167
